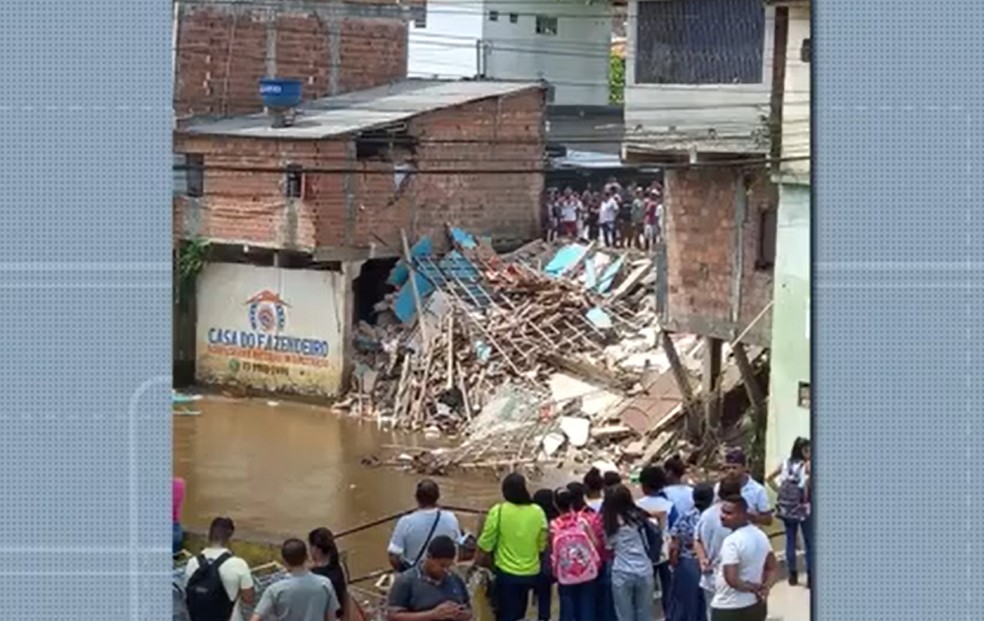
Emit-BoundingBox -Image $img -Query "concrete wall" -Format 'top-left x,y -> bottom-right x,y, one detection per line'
623,0 -> 775,155
174,87 -> 546,254
174,1 -> 409,117
407,0 -> 611,106
483,0 -> 611,106
662,166 -> 775,346
778,4 -> 810,182
766,182 -> 810,469
407,0 -> 483,79
195,262 -> 349,397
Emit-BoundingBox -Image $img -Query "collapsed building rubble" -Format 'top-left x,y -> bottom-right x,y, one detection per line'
345,226 -> 769,478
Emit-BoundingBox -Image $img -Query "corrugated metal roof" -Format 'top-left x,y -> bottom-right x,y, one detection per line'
181,79 -> 544,140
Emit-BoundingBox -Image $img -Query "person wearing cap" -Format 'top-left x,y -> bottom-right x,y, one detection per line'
713,450 -> 773,527
388,479 -> 462,572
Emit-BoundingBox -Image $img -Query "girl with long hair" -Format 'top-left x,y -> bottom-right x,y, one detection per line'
308,527 -> 348,620
602,485 -> 656,621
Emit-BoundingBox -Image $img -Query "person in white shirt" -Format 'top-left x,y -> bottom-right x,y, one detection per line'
635,465 -> 675,615
387,479 -> 462,572
558,187 -> 581,239
598,191 -> 618,247
713,449 -> 773,527
766,437 -> 812,587
661,455 -> 695,516
695,478 -> 742,621
184,517 -> 256,621
710,497 -> 777,621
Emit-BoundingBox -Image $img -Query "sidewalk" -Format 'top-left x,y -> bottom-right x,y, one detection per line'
766,582 -> 810,621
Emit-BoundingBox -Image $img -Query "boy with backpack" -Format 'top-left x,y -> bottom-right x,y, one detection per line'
184,517 -> 256,621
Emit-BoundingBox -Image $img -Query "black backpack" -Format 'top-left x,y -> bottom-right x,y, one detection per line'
186,552 -> 235,621
636,515 -> 663,567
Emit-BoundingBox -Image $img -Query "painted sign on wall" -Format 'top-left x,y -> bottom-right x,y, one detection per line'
196,263 -> 347,397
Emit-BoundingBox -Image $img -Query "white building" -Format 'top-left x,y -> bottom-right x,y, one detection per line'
408,0 -> 613,107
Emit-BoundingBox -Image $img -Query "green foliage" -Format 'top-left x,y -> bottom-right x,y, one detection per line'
175,238 -> 209,306
609,52 -> 625,105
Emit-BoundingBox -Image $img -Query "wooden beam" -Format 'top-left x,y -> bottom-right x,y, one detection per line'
733,342 -> 769,480
660,330 -> 700,436
732,343 -> 766,415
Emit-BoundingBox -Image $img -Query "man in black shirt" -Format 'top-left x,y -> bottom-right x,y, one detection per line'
387,536 -> 472,621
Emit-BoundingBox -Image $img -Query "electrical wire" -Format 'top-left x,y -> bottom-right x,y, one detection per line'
175,0 -> 641,20
172,154 -> 810,176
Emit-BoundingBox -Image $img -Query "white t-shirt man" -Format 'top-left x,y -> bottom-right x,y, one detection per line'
184,547 -> 255,621
711,525 -> 771,610
561,199 -> 579,223
599,198 -> 618,224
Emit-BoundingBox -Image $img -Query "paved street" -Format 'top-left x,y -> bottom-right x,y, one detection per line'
766,582 -> 810,621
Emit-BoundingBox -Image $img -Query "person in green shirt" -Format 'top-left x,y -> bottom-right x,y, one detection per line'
476,473 -> 548,621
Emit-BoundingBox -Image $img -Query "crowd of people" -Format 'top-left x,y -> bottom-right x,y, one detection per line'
543,179 -> 665,250
171,437 -> 812,621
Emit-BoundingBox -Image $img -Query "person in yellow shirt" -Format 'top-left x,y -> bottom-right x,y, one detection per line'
476,473 -> 548,621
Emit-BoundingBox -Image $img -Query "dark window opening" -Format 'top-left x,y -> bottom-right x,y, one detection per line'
353,258 -> 400,326
411,3 -> 427,28
489,10 -> 498,21
355,126 -> 417,161
635,0 -> 765,84
509,13 -> 518,23
797,382 -> 811,409
800,38 -> 811,63
285,164 -> 303,198
185,153 -> 204,198
756,206 -> 777,270
535,15 -> 558,35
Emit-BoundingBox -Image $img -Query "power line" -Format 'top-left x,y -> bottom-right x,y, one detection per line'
172,155 -> 810,176
173,127 -> 811,147
175,0 -> 631,20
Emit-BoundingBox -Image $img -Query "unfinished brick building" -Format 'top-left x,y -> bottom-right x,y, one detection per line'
173,0 -> 422,117
174,80 -> 546,255
173,80 -> 547,391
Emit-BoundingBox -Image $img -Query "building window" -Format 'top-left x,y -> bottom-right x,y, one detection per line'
509,13 -> 518,23
797,382 -> 811,409
535,15 -> 558,35
489,10 -> 498,21
635,0 -> 765,84
185,153 -> 204,198
410,2 -> 427,28
800,38 -> 811,63
285,164 -> 304,199
756,206 -> 777,270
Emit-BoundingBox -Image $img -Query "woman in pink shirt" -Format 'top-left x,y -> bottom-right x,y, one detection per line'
173,477 -> 186,554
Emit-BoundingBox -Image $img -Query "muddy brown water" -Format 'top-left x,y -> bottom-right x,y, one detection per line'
173,395 -> 511,577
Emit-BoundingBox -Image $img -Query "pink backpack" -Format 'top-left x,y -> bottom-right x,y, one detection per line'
551,514 -> 601,586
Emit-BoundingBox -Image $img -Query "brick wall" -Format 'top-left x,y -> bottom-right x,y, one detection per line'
174,1 -> 408,117
174,87 -> 546,254
663,166 -> 776,347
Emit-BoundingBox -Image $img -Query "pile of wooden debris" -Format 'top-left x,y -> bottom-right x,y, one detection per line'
343,227 -> 770,477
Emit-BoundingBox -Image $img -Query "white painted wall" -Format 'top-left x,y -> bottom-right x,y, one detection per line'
408,0 -> 611,106
779,4 -> 810,182
196,263 -> 349,398
483,0 -> 611,106
407,0 -> 484,79
624,0 -> 775,155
